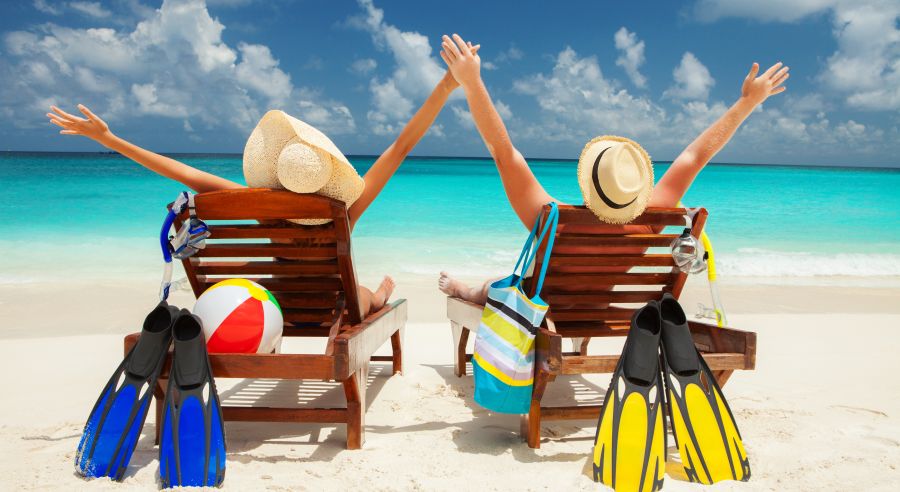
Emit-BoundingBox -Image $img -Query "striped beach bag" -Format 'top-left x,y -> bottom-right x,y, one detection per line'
473,202 -> 559,414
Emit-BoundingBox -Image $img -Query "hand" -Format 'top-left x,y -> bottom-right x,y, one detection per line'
442,41 -> 480,90
439,34 -> 481,90
741,62 -> 789,106
47,104 -> 113,145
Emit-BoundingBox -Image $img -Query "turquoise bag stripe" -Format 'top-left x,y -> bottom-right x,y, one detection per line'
473,359 -> 533,414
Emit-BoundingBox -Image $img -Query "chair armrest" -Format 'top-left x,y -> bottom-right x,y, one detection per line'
446,296 -> 483,332
332,299 -> 408,379
688,320 -> 757,370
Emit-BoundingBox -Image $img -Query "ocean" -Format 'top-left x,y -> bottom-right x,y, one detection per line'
2,152 -> 899,285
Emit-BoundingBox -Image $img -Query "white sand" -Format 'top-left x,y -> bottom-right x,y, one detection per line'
2,275 -> 900,490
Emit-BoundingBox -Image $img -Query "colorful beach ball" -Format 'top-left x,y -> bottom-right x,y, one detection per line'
192,279 -> 283,354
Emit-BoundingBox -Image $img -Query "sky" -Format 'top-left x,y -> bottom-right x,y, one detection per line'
1,0 -> 898,167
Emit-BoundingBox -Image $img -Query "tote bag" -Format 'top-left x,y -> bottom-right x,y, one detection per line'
472,202 -> 559,414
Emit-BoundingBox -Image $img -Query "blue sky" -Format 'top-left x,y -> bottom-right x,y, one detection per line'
1,0 -> 898,166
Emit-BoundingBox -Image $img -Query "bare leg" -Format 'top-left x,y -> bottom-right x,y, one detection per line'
357,276 -> 396,316
438,271 -> 493,305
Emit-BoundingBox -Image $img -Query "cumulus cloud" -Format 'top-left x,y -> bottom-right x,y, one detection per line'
350,57 -> 377,75
3,0 -> 354,138
614,27 -> 647,88
352,0 -> 447,135
692,0 -> 900,111
33,0 -> 62,15
69,1 -> 112,18
664,52 -> 715,101
483,44 -> 523,70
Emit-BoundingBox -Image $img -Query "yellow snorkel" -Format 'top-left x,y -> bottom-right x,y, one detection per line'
675,202 -> 728,327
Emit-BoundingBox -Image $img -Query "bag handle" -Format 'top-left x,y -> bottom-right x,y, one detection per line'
511,208 -> 544,278
514,202 -> 559,295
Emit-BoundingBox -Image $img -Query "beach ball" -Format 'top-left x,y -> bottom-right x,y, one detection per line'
192,279 -> 283,354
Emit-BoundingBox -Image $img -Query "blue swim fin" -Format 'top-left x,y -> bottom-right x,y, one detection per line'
159,310 -> 226,488
75,302 -> 178,480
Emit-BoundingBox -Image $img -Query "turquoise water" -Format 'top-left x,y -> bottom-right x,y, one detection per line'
2,152 -> 899,282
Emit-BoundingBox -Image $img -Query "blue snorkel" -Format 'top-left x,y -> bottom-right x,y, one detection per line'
159,192 -> 210,301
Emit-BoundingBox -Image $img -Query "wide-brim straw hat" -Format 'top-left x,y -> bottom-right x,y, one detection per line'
243,110 -> 364,225
576,135 -> 653,224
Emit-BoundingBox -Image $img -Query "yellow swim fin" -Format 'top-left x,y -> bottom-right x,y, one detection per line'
593,302 -> 666,492
658,293 -> 750,484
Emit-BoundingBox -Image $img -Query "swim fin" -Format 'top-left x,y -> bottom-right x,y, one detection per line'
75,302 -> 179,480
658,292 -> 750,484
158,310 -> 226,488
593,301 -> 666,492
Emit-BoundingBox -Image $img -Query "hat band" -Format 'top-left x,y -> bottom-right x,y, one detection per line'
592,147 -> 638,210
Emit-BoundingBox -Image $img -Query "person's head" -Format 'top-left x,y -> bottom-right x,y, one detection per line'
576,136 -> 654,224
243,110 -> 364,224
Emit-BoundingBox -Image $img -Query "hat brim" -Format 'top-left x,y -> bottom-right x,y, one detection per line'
577,135 -> 654,224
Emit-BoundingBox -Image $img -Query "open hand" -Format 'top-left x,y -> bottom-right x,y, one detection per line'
47,104 -> 113,144
442,41 -> 480,90
439,34 -> 481,90
741,62 -> 789,106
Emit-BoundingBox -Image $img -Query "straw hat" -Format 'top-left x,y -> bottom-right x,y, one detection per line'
576,135 -> 653,224
243,110 -> 364,225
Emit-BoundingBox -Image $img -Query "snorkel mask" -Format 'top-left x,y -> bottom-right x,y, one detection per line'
670,209 -> 706,274
159,192 -> 210,300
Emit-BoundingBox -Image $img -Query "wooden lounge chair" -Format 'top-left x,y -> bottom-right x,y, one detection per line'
446,204 -> 756,448
124,188 -> 407,449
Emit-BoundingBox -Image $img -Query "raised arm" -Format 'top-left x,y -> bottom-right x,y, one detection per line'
347,46 -> 480,230
440,34 -> 556,229
651,62 -> 789,207
48,104 -> 243,193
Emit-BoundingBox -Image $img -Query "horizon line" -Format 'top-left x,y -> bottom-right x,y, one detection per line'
1,150 -> 898,171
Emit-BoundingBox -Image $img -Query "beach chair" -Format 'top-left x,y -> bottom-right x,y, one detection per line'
446,205 -> 756,448
124,188 -> 407,449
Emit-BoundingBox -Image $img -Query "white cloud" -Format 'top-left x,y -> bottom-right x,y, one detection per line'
692,0 -> 900,111
484,44 -> 524,70
2,0 -> 354,136
353,0 -> 447,134
350,58 -> 377,75
495,100 -> 513,120
33,0 -> 62,15
69,1 -> 112,18
664,52 -> 715,101
614,27 -> 647,88
512,47 -> 667,142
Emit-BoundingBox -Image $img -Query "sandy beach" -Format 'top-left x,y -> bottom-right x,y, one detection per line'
2,273 -> 900,491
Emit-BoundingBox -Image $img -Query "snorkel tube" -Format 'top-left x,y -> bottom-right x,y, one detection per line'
675,202 -> 728,327
158,207 -> 178,302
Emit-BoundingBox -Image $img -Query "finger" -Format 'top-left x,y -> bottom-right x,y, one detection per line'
770,85 -> 787,95
51,105 -> 86,122
442,42 -> 457,61
762,62 -> 783,79
771,66 -> 789,82
745,62 -> 759,81
772,71 -> 790,87
471,43 -> 481,55
442,35 -> 461,58
49,118 -> 69,128
78,104 -> 99,122
60,130 -> 78,135
439,50 -> 452,67
452,34 -> 471,56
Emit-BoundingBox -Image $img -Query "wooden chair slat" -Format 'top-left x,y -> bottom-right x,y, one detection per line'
543,290 -> 664,305
542,272 -> 674,287
275,292 -> 341,308
549,254 -> 676,267
197,276 -> 343,292
196,243 -> 337,258
556,206 -> 687,225
206,224 -> 337,240
552,234 -> 679,250
282,308 -> 337,324
548,307 -> 636,322
192,189 -> 338,220
195,261 -> 339,276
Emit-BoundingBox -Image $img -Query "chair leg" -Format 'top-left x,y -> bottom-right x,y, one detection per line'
451,321 -> 469,377
342,364 -> 368,449
153,379 -> 167,445
521,369 -> 551,448
390,328 -> 403,375
579,337 -> 591,356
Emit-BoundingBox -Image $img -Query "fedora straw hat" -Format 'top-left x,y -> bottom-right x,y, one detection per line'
243,110 -> 365,225
576,135 -> 654,224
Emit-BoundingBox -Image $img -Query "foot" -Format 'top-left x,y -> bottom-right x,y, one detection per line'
370,276 -> 395,310
438,271 -> 471,299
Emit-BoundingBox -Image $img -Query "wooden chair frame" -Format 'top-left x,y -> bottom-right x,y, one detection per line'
124,189 -> 407,449
446,205 -> 756,448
